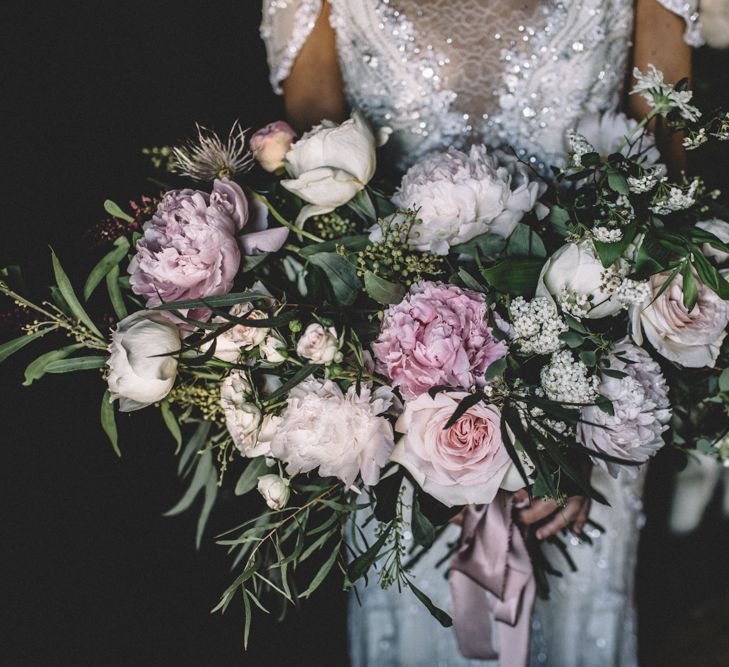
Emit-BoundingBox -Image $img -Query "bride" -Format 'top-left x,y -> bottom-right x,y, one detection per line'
260,1 -> 701,665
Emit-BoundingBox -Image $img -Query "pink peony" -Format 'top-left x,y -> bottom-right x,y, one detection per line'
128,179 -> 287,321
371,282 -> 507,400
250,121 -> 296,173
392,391 -> 525,506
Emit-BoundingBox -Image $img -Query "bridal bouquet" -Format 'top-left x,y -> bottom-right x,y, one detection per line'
2,67 -> 729,649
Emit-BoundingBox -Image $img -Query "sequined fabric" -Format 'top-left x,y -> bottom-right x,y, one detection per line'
260,2 -> 701,664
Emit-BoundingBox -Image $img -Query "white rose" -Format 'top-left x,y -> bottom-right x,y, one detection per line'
257,474 -> 291,510
281,110 -> 376,225
537,240 -> 622,319
220,371 -> 271,457
260,334 -> 287,364
201,304 -> 269,363
107,311 -> 180,412
696,219 -> 729,264
296,323 -> 341,365
630,270 -> 729,368
391,145 -> 545,255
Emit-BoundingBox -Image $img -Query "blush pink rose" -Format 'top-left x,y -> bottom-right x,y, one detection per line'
128,179 -> 287,322
371,281 -> 507,400
391,391 -> 525,506
250,121 -> 297,173
630,269 -> 729,368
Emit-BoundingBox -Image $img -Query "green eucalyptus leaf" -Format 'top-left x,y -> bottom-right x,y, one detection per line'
105,265 -> 128,319
484,357 -> 507,382
408,582 -> 453,628
0,328 -> 54,364
411,491 -> 436,547
307,252 -> 361,305
83,236 -> 130,301
100,390 -> 121,457
104,199 -> 135,223
160,399 -> 183,452
299,543 -> 341,599
298,235 -> 370,257
50,249 -> 103,338
44,355 -> 107,373
364,271 -> 406,304
681,263 -> 699,311
235,457 -> 269,496
23,343 -> 84,385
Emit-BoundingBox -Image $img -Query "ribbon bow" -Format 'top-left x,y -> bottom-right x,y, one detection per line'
449,490 -> 536,666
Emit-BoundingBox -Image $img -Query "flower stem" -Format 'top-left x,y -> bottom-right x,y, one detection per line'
251,191 -> 325,244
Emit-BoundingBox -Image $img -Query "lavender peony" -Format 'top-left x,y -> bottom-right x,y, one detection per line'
391,145 -> 545,255
371,282 -> 507,400
128,179 -> 287,321
578,340 -> 671,477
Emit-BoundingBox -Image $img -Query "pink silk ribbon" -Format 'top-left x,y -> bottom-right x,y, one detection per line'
449,490 -> 536,666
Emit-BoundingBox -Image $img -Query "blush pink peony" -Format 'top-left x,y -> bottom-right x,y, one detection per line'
391,391 -> 525,506
371,281 -> 507,400
128,179 -> 287,322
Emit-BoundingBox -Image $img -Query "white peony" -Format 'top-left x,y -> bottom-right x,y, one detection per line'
391,145 -> 546,255
270,378 -> 397,486
537,240 -> 623,319
201,303 -> 269,363
578,340 -> 671,477
257,474 -> 291,510
630,269 -> 729,368
696,219 -> 729,265
107,311 -> 180,412
220,370 -> 278,457
570,110 -> 661,164
296,323 -> 341,365
281,110 -> 376,225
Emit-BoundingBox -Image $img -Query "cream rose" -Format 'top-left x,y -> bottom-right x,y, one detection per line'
106,311 -> 181,412
630,270 -> 729,368
392,391 -> 526,507
201,304 -> 269,363
259,333 -> 287,364
250,121 -> 296,173
296,323 -> 341,365
257,474 -> 291,510
281,110 -> 376,225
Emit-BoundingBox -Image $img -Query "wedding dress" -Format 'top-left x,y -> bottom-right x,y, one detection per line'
260,2 -> 702,665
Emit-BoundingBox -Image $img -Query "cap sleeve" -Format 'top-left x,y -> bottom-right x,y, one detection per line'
260,0 -> 324,94
655,0 -> 704,46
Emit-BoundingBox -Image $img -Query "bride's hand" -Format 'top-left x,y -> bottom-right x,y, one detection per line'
513,490 -> 590,540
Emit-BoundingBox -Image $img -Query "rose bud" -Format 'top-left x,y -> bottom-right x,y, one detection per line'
250,121 -> 296,173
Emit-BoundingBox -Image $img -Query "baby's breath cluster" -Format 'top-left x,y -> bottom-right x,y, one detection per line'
557,287 -> 592,319
628,167 -> 664,194
540,350 -> 600,405
509,296 -> 567,355
650,179 -> 700,215
357,212 -> 444,285
311,211 -> 358,240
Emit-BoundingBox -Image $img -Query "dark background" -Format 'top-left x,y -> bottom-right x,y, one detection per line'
1,2 -> 727,665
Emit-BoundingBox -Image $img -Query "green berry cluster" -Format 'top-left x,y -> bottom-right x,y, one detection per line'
355,211 -> 444,286
311,212 -> 358,240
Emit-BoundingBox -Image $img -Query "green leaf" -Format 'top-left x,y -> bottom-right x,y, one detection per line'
23,343 -> 84,385
241,253 -> 269,272
457,267 -> 486,294
298,235 -> 370,257
607,171 -> 630,195
579,350 -> 597,366
363,271 -> 406,304
100,390 -> 121,457
484,357 -> 507,382
347,189 -> 377,222
83,236 -> 130,301
595,395 -> 615,416
453,233 -> 508,261
411,491 -> 436,547
235,457 -> 269,496
691,251 -> 729,300
408,582 -> 453,628
593,223 -> 637,268
151,290 -> 272,312
104,199 -> 135,223
44,355 -> 107,373
559,331 -> 585,349
307,252 -> 361,305
266,364 -> 318,403
50,249 -> 103,338
0,327 -> 54,364
160,399 -> 182,452
681,263 -> 699,311
347,527 -> 391,582
178,420 -> 212,475
548,206 -> 571,236
373,468 -> 404,522
445,392 -> 485,429
719,368 -> 729,392
481,259 -> 544,296
299,544 -> 340,599
105,265 -> 128,319
602,368 -> 628,380
507,224 -> 547,258
49,286 -> 72,316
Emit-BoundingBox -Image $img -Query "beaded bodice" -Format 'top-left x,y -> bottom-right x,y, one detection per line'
261,0 -> 701,171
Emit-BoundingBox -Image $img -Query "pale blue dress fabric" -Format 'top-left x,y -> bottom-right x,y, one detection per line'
260,2 -> 702,664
